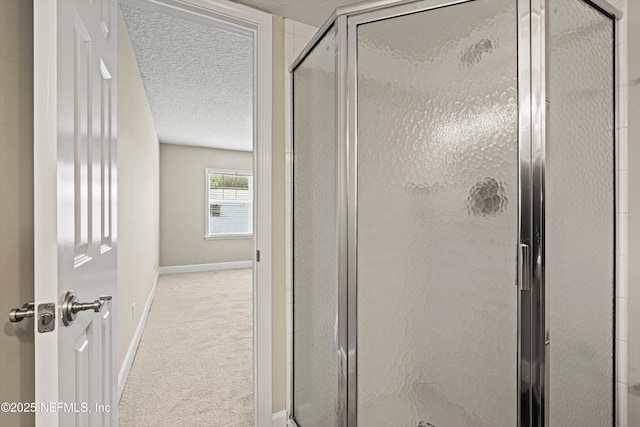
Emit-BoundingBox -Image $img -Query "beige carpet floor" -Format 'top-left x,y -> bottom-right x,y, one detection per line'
119,269 -> 253,427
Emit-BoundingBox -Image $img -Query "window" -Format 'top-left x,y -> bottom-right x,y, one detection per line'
206,169 -> 253,238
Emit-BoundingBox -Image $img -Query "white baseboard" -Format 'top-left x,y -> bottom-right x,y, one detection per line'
158,260 -> 253,275
118,270 -> 159,401
272,410 -> 287,427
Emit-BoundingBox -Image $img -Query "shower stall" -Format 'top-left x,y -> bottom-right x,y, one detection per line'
291,0 -> 620,425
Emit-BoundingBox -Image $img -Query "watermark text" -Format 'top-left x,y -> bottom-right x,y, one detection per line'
1,402 -> 111,413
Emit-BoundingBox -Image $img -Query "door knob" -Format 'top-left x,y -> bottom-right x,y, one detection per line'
61,291 -> 112,326
9,302 -> 35,322
9,302 -> 55,333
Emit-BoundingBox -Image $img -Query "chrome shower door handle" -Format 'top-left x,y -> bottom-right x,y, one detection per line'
520,243 -> 530,291
61,291 -> 112,326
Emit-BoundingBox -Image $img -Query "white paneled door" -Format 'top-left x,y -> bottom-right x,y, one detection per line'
34,0 -> 118,426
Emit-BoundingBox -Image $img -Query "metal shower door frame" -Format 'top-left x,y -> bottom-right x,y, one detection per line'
290,0 -> 621,426
344,0 -> 532,425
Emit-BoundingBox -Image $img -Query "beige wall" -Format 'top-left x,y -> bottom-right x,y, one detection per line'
271,15 -> 286,413
628,0 -> 640,423
159,143 -> 253,267
0,1 -> 34,426
117,7 -> 161,371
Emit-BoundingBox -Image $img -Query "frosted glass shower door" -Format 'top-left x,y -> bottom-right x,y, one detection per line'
292,27 -> 339,427
354,0 -> 519,425
546,1 -> 615,425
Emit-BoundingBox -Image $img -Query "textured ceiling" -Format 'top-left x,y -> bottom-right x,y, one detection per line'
230,0 -> 362,27
120,0 -> 360,151
121,4 -> 254,151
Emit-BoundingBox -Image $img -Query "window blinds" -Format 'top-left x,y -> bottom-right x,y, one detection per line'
207,171 -> 253,236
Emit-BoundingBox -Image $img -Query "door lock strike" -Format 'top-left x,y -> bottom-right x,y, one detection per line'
38,303 -> 55,333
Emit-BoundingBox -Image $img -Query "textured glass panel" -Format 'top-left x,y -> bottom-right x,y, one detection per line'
356,1 -> 518,425
292,27 -> 338,427
547,2 -> 615,425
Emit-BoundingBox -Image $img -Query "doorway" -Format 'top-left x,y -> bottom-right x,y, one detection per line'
116,0 -> 272,424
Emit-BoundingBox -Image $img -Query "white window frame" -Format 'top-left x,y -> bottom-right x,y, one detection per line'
205,168 -> 254,239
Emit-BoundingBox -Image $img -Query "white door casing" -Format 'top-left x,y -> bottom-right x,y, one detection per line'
34,0 -> 118,426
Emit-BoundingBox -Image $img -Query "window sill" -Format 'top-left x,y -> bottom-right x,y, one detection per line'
204,234 -> 253,240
